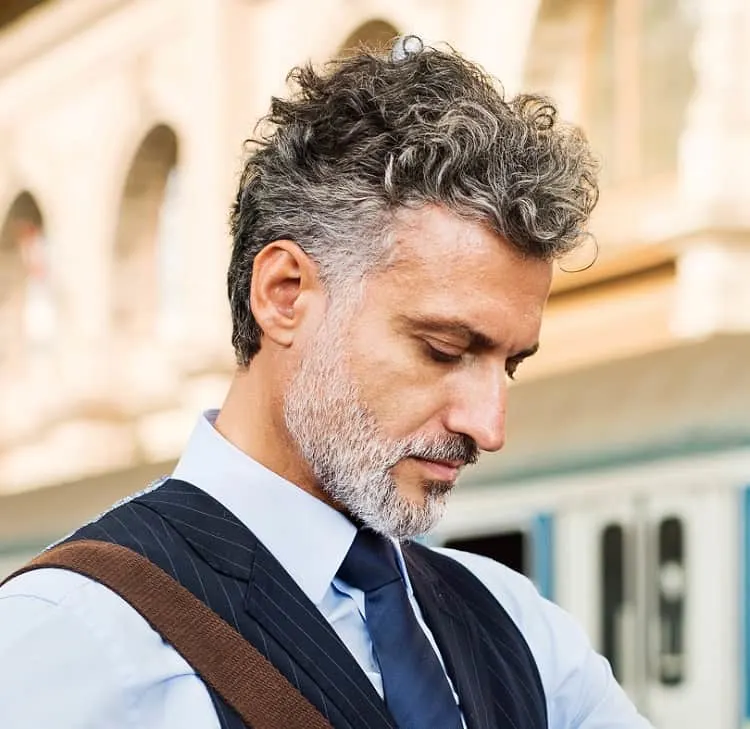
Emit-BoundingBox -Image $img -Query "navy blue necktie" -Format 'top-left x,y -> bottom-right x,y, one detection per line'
337,529 -> 463,729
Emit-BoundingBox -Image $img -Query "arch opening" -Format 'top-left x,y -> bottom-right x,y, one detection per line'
113,124 -> 182,341
338,19 -> 399,58
523,0 -> 696,187
0,192 -> 54,368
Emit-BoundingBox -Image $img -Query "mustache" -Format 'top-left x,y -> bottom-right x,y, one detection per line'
402,433 -> 479,467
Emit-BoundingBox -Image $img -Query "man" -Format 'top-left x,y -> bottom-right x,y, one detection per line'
0,39 -> 652,728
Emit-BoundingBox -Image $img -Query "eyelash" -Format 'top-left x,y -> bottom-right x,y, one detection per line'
425,343 -> 521,380
425,344 -> 463,365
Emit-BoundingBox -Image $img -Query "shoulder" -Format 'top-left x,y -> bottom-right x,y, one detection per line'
0,564 -> 181,669
0,568 -> 103,667
0,566 -> 217,728
431,547 -> 652,729
431,547 -> 559,633
430,547 -> 581,689
1,563 -> 96,604
431,547 -> 540,608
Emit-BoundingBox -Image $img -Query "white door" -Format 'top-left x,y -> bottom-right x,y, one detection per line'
557,485 -> 737,729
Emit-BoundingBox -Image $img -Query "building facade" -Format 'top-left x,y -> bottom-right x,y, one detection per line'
1,1 -> 750,726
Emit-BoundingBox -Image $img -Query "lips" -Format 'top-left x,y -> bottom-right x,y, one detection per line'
412,457 -> 463,482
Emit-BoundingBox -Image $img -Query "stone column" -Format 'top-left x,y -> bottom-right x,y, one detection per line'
673,0 -> 750,337
174,0 -> 234,373
46,147 -> 116,404
679,0 -> 750,223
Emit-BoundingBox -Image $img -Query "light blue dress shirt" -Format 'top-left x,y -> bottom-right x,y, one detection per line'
0,411 -> 652,728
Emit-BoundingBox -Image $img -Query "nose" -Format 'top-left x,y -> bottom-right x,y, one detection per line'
443,369 -> 507,453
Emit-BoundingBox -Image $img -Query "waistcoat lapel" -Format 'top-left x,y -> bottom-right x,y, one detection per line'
403,543 -> 548,729
142,479 -> 396,729
404,547 -> 495,729
244,545 -> 396,729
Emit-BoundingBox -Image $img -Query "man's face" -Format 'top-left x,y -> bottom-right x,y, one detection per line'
284,205 -> 552,538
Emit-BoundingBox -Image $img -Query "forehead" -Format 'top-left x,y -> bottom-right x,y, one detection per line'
371,206 -> 553,338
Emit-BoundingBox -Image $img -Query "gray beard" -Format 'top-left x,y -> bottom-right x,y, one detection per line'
282,317 -> 450,540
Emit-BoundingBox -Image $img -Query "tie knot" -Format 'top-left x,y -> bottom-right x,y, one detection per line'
337,529 -> 403,593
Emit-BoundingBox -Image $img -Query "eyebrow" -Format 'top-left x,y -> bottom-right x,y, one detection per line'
398,314 -> 539,360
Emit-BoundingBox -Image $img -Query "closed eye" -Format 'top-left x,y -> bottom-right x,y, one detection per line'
424,342 -> 463,365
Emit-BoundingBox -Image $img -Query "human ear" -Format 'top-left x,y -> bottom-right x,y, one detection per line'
249,240 -> 321,348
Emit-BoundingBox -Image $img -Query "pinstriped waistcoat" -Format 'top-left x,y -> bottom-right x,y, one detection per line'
65,479 -> 547,729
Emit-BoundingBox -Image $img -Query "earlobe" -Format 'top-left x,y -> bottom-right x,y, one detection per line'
250,241 -> 319,349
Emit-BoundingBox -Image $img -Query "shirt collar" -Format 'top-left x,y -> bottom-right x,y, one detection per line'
171,410 -> 415,604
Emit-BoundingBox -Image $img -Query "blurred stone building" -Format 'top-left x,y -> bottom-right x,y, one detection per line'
0,0 -> 548,561
1,2 -> 749,725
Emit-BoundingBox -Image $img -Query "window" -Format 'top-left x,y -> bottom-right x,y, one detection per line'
655,516 -> 686,685
443,530 -> 528,576
601,523 -> 626,681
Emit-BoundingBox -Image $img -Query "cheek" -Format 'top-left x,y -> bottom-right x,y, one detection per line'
346,328 -> 446,437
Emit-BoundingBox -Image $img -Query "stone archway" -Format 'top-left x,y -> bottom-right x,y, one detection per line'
338,19 -> 399,57
523,0 -> 696,187
112,124 -> 180,340
0,191 -> 51,371
522,0 -> 599,123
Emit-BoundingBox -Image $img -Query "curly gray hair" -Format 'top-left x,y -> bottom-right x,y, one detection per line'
228,41 -> 599,365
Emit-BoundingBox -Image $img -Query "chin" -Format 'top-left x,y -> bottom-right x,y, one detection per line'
425,479 -> 456,497
398,479 -> 453,506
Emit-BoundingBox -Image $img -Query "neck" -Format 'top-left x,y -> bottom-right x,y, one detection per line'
214,362 -> 335,508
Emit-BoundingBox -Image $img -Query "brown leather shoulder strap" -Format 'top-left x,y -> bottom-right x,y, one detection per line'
2,539 -> 333,729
